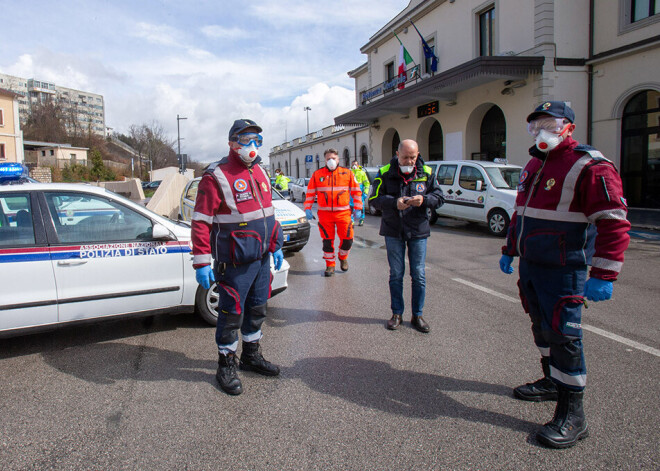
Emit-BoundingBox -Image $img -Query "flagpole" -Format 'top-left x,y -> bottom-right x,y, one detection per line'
392,30 -> 418,66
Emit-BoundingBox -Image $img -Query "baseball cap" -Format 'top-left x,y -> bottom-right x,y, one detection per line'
228,119 -> 262,139
526,101 -> 575,123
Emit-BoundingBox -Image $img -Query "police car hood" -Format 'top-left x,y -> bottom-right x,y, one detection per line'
272,199 -> 305,225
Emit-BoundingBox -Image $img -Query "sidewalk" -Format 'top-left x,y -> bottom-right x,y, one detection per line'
628,208 -> 660,240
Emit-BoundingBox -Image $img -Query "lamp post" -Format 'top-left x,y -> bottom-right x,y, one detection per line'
303,106 -> 311,135
177,114 -> 187,174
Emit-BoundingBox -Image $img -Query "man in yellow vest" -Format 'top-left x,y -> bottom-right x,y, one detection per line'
351,160 -> 370,226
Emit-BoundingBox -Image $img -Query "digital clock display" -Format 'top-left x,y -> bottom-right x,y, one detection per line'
417,101 -> 439,118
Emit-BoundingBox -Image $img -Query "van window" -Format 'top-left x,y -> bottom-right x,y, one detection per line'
436,165 -> 457,185
485,167 -> 521,189
458,166 -> 485,190
185,180 -> 199,200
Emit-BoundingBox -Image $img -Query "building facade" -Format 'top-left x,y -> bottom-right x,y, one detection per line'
0,88 -> 25,163
0,72 -> 106,137
334,0 -> 660,209
24,141 -> 88,169
269,124 -> 370,178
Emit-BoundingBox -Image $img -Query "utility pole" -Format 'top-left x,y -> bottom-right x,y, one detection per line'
177,114 -> 187,174
304,106 -> 311,135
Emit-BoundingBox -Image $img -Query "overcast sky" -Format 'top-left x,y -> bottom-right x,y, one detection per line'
1,0 -> 406,164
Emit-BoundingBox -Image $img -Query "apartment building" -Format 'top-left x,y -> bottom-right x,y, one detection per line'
0,72 -> 106,137
0,88 -> 25,163
334,0 -> 659,209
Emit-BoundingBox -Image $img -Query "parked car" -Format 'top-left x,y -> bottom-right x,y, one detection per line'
0,165 -> 289,336
146,180 -> 162,189
288,177 -> 310,203
179,177 -> 310,252
433,160 -> 522,236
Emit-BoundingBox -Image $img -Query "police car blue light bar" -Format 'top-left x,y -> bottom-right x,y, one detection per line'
0,163 -> 28,182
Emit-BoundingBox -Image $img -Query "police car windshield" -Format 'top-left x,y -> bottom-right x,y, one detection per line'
271,189 -> 284,200
485,167 -> 521,189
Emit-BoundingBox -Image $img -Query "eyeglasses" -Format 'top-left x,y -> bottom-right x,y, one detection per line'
231,133 -> 263,147
527,117 -> 569,136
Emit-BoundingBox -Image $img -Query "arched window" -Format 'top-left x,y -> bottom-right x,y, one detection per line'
428,121 -> 443,161
392,132 -> 400,158
360,145 -> 368,166
295,158 -> 300,178
479,106 -> 506,161
343,148 -> 350,167
285,161 -> 289,175
621,90 -> 660,208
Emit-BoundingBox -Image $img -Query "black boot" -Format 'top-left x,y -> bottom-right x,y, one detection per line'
240,341 -> 280,376
216,352 -> 242,395
513,357 -> 558,401
537,387 -> 589,448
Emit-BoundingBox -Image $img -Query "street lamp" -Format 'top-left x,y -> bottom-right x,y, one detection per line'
304,106 -> 311,135
177,114 -> 187,174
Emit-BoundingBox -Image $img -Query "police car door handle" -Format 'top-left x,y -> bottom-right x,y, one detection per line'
57,260 -> 88,266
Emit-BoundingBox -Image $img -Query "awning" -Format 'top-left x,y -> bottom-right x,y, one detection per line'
335,56 -> 545,125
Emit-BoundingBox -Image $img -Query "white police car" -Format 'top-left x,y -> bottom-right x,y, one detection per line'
0,163 -> 289,336
179,177 -> 310,252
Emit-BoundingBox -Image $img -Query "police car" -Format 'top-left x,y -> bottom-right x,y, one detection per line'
0,163 -> 289,336
179,177 -> 310,252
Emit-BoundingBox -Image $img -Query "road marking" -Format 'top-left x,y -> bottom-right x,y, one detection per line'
581,325 -> 660,357
452,278 -> 519,303
451,278 -> 660,358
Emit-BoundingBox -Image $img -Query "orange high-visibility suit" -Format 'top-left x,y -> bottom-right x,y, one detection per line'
304,166 -> 363,267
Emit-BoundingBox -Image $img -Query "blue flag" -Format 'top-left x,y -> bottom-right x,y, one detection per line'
410,19 -> 438,73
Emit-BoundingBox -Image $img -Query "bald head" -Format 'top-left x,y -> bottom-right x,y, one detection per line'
396,139 -> 419,167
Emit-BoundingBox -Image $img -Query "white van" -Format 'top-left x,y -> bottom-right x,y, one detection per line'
433,160 -> 522,236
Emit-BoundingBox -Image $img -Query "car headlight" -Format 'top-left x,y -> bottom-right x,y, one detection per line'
298,216 -> 308,224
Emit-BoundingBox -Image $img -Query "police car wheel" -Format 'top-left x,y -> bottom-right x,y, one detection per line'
487,209 -> 509,237
195,284 -> 219,326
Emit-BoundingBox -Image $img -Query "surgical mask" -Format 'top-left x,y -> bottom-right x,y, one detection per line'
237,143 -> 259,163
535,129 -> 566,152
400,165 -> 414,174
326,159 -> 338,171
352,164 -> 358,170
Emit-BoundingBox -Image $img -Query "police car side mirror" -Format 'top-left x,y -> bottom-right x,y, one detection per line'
152,223 -> 174,240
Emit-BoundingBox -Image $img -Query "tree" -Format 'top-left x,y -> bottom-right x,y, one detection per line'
22,101 -> 68,143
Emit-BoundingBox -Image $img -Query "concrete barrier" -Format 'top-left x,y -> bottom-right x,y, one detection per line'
146,173 -> 191,219
94,179 -> 145,201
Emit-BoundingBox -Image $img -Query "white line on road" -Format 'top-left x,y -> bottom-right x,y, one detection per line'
451,278 -> 660,358
452,278 -> 519,303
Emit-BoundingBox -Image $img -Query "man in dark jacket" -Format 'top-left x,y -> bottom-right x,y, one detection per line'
370,139 -> 444,332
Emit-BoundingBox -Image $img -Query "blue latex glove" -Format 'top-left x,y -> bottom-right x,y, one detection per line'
195,265 -> 215,290
499,254 -> 514,274
305,209 -> 314,220
272,248 -> 284,271
584,278 -> 613,302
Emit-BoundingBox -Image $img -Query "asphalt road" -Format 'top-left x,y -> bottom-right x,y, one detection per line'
1,214 -> 658,470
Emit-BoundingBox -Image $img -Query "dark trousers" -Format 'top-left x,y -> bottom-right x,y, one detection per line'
518,259 -> 587,391
214,254 -> 272,353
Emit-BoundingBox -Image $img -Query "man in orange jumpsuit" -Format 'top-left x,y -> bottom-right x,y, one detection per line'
304,148 -> 363,277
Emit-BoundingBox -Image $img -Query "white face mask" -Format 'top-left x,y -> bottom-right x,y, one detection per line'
237,144 -> 258,163
326,159 -> 338,171
535,129 -> 565,152
400,165 -> 414,174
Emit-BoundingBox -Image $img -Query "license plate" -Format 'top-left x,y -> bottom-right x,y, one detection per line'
284,234 -> 290,241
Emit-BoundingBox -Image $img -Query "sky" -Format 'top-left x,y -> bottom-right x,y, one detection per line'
1,0 -> 407,164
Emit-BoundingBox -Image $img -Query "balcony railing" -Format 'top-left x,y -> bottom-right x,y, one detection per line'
360,65 -> 422,106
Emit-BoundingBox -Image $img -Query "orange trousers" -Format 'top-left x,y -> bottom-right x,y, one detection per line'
317,210 -> 354,267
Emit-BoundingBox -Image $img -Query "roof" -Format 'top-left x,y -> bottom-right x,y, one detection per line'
335,56 -> 544,125
0,87 -> 20,99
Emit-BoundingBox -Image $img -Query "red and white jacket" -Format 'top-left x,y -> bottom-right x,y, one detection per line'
503,137 -> 630,281
192,151 -> 282,268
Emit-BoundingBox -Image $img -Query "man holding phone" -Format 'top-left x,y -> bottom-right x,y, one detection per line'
370,139 -> 444,332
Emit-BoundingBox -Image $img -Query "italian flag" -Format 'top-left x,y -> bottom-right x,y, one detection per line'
398,44 -> 414,89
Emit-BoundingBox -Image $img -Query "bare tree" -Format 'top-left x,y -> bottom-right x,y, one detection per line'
22,101 -> 68,142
